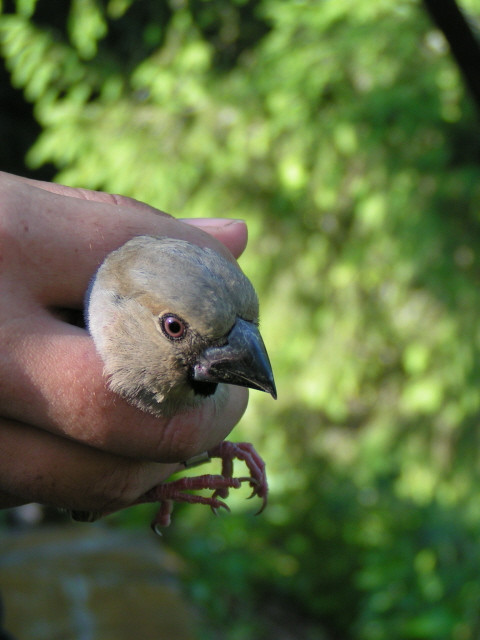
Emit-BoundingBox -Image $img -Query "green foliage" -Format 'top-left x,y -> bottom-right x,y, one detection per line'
3,0 -> 480,637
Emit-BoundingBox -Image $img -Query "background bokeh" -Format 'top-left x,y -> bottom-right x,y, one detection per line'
2,1 -> 480,638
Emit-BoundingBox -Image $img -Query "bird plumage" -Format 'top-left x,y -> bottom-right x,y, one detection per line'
76,235 -> 276,528
87,236 -> 274,418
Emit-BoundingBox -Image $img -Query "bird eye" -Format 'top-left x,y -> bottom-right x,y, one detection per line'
160,314 -> 187,340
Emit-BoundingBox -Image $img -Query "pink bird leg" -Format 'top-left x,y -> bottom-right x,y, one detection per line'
136,441 -> 268,532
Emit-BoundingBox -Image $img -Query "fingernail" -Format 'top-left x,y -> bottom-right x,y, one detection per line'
181,218 -> 245,228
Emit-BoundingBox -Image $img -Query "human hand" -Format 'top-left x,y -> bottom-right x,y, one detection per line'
0,171 -> 249,516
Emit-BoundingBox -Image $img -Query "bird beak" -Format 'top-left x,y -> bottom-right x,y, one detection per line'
192,318 -> 277,399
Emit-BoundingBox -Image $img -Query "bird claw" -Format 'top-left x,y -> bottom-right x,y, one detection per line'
138,441 -> 268,531
208,441 -> 268,514
138,473 -> 238,532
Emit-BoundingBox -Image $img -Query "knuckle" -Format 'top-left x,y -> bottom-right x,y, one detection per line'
91,462 -> 143,512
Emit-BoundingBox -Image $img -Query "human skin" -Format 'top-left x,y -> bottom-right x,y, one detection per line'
0,171 -> 249,516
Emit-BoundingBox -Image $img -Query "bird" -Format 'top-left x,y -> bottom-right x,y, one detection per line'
72,235 -> 276,530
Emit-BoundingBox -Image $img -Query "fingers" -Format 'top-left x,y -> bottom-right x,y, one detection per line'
0,171 -> 250,464
26,174 -> 250,259
180,218 -> 248,263
0,312 -> 249,461
0,416 -> 181,513
5,173 -> 248,258
0,173 -> 247,307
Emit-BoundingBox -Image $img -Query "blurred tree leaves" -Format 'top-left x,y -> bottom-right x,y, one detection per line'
3,0 -> 480,638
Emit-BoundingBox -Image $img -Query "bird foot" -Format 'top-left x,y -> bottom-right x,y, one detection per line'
141,474 -> 248,532
138,441 -> 268,532
207,441 -> 268,513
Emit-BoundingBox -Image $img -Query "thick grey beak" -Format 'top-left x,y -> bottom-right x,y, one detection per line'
192,318 -> 277,399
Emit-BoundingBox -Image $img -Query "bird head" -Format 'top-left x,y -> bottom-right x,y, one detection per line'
86,236 -> 276,417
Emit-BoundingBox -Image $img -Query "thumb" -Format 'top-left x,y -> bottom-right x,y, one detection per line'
180,218 -> 248,260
